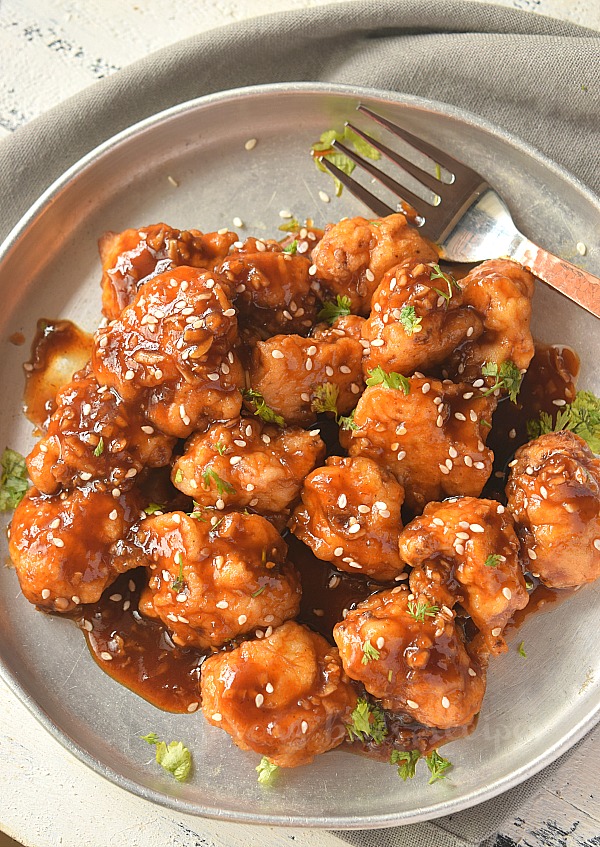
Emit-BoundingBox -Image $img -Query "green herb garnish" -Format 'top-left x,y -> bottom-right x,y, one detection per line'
312,382 -> 339,416
430,264 -> 460,303
361,639 -> 381,664
171,552 -> 185,593
252,585 -> 266,597
425,750 -> 452,784
338,408 -> 358,432
317,294 -> 352,325
282,239 -> 298,255
366,365 -> 410,394
526,389 -> 600,453
311,126 -> 380,196
141,733 -> 192,782
93,437 -> 104,457
174,468 -> 184,484
484,554 -> 502,568
215,440 -> 226,456
243,388 -> 285,427
481,360 -> 523,403
407,600 -> 439,623
0,448 -> 28,511
391,749 -> 421,781
347,698 -> 388,745
518,641 -> 527,658
256,756 -> 279,785
278,217 -> 300,233
202,468 -> 236,498
399,305 -> 423,337
144,502 -> 165,515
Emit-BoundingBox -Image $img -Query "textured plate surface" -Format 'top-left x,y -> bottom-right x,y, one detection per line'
0,83 -> 598,829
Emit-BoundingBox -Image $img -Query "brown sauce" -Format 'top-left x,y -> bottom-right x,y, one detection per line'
78,569 -> 206,713
24,318 -> 93,429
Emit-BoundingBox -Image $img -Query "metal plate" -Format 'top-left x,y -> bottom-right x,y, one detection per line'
0,82 -> 598,829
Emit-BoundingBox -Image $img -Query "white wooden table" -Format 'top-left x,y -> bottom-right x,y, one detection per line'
1,2 -> 600,846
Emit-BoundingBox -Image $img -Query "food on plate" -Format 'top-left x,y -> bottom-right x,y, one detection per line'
506,430 -> 600,588
201,620 -> 357,767
5,207 -> 599,785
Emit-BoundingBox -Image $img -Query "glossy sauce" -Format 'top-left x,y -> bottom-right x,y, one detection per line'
24,318 -> 93,429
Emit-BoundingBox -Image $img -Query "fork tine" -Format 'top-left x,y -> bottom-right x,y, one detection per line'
331,139 -> 431,218
345,121 -> 443,197
319,157 -> 396,217
357,104 -> 475,180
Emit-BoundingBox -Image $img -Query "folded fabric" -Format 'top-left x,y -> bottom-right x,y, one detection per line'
0,1 -> 598,844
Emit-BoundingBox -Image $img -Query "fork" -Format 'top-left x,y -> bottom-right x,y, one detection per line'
321,105 -> 600,319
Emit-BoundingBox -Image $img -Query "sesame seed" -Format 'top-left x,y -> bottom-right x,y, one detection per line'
348,524 -> 361,534
216,600 -> 229,609
370,338 -> 384,347
109,593 -> 122,602
176,593 -> 187,602
255,693 -> 264,708
576,241 -> 587,256
325,365 -> 334,377
432,517 -> 444,527
223,308 -> 236,317
328,574 -> 341,589
238,614 -> 247,625
301,720 -> 309,734
474,461 -> 485,469
348,561 -> 362,569
52,537 -> 64,548
82,620 -> 93,632
109,509 -> 118,520
300,392 -> 310,402
333,546 -> 344,556
469,410 -> 477,422
473,379 -> 484,388
309,429 -> 320,436
100,652 -> 113,661
340,365 -> 352,374
319,190 -> 330,203
464,456 -> 473,467
308,264 -> 317,276
230,455 -> 242,465
54,597 -> 69,611
456,531 -> 469,540
455,543 -> 465,555
454,412 -> 466,421
80,472 -> 92,481
41,589 -> 51,600
502,587 -> 512,600
540,486 -> 548,499
508,459 -> 518,467
212,712 -> 222,721
406,700 -> 419,709
265,682 -> 274,694
436,415 -> 444,428
468,667 -> 477,677
305,359 -> 313,371
421,382 -> 431,394
445,458 -> 453,470
350,383 -> 360,394
338,494 -> 347,508
594,539 -> 600,552
528,549 -> 537,560
365,268 -> 375,282
50,518 -> 60,529
440,464 -> 450,476
470,523 -> 485,533
207,372 -> 220,381
396,424 -> 407,435
441,696 -> 450,709
141,425 -> 154,434
124,370 -> 135,380
491,627 -> 502,637
376,637 -> 385,649
244,138 -> 257,150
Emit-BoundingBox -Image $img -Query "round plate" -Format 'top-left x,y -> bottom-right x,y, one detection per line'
0,82 -> 598,829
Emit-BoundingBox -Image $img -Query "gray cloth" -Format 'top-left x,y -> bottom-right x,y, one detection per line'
0,1 -> 598,844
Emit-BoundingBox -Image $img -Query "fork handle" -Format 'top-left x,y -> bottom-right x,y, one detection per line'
512,239 -> 600,319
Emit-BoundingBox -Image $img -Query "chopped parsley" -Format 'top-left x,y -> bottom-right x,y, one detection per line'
346,698 -> 387,745
311,382 -> 339,416
282,239 -> 298,255
317,294 -> 352,325
243,388 -> 285,427
407,600 -> 439,623
171,552 -> 185,592
140,733 -> 192,782
278,217 -> 300,233
256,756 -> 279,785
144,502 -> 165,515
361,639 -> 381,664
188,500 -> 208,521
391,749 -> 421,781
311,382 -> 357,430
425,750 -> 452,784
202,468 -> 235,497
399,305 -> 423,337
215,440 -> 226,456
366,365 -> 410,394
311,125 -> 380,196
0,448 -> 28,511
481,360 -> 523,403
430,264 -> 460,303
93,437 -> 104,457
518,641 -> 527,658
252,585 -> 266,597
484,554 -> 502,568
526,389 -> 600,453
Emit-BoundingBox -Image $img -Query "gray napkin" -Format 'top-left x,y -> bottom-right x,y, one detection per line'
0,1 -> 598,844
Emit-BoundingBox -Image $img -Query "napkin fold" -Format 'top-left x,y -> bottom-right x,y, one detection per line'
1,1 -> 598,844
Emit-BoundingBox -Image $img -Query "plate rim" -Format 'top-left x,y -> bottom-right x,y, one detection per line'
0,80 -> 599,829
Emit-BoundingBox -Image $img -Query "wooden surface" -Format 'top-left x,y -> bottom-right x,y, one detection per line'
1,2 -> 600,846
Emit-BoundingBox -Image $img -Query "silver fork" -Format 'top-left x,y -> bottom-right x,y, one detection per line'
321,105 -> 600,319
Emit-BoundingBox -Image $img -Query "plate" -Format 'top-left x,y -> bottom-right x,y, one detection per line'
0,82 -> 599,829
